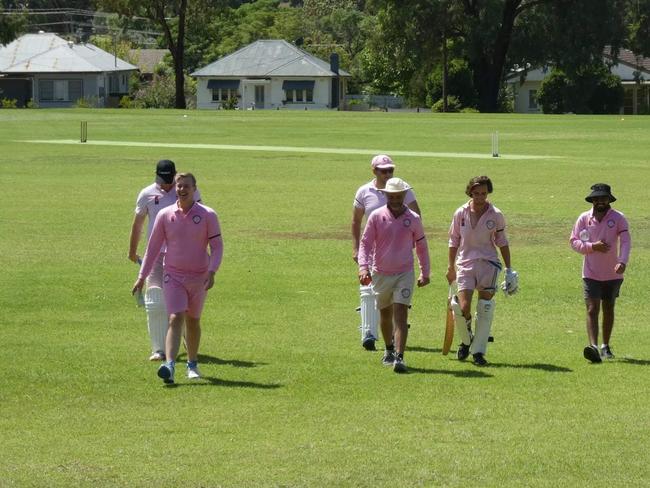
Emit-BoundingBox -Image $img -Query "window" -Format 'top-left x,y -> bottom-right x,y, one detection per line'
39,79 -> 83,101
211,88 -> 239,102
284,89 -> 314,103
528,89 -> 538,109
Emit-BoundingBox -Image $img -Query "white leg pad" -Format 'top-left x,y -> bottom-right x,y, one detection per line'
144,287 -> 168,353
471,299 -> 495,355
451,295 -> 472,345
360,285 -> 379,340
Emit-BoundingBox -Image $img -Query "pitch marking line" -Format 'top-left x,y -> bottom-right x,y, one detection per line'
20,139 -> 557,160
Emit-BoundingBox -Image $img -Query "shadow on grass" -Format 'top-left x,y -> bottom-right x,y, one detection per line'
487,362 -> 572,372
408,367 -> 493,378
407,346 -> 442,353
619,358 -> 650,366
196,353 -> 265,368
193,376 -> 281,389
168,376 -> 282,389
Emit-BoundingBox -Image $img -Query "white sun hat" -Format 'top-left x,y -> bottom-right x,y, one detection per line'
379,177 -> 411,193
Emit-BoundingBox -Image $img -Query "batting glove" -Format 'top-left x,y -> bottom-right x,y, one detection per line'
501,268 -> 519,296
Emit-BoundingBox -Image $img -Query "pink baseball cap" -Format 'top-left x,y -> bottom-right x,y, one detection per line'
371,154 -> 395,169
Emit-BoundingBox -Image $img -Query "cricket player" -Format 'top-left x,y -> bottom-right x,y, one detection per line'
570,183 -> 631,363
132,172 -> 223,384
128,159 -> 201,361
358,177 -> 430,373
446,176 -> 517,366
351,154 -> 421,351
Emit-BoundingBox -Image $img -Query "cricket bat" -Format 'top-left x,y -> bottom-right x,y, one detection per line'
442,283 -> 455,355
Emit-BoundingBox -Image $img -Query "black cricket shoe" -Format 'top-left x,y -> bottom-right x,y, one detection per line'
457,343 -> 470,361
583,345 -> 602,363
472,353 -> 488,366
362,336 -> 377,351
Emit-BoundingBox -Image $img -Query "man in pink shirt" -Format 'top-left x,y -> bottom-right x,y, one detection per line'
128,159 -> 201,361
358,177 -> 430,373
570,183 -> 631,363
132,173 -> 223,384
446,176 -> 517,366
352,154 -> 420,351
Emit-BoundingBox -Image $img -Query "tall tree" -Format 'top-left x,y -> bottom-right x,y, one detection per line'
368,0 -> 627,112
99,0 -> 193,109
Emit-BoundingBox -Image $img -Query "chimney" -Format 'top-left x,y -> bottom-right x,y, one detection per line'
330,53 -> 340,109
330,53 -> 339,74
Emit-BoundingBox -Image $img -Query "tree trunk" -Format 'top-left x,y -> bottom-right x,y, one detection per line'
174,0 -> 187,109
473,0 -> 521,112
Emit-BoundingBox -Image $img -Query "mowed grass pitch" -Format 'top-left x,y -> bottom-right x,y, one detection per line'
1,109 -> 649,487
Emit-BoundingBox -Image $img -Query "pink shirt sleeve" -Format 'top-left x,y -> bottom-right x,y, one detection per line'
618,216 -> 631,264
358,213 -> 376,271
570,213 -> 592,255
448,209 -> 461,248
207,211 -> 223,273
139,210 -> 166,279
493,212 -> 508,248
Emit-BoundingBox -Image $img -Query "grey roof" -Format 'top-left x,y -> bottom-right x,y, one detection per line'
191,39 -> 350,78
0,33 -> 138,73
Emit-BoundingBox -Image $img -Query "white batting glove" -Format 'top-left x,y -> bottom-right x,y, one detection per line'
501,268 -> 519,296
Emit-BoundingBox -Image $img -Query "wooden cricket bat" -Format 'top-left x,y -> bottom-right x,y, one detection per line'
442,284 -> 455,355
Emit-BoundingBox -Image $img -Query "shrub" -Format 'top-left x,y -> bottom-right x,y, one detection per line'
118,96 -> 133,109
538,65 -> 623,114
1,98 -> 18,109
221,96 -> 239,110
431,96 -> 461,112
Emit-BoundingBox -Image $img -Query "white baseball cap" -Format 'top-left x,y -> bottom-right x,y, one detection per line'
371,154 -> 395,169
379,177 -> 411,193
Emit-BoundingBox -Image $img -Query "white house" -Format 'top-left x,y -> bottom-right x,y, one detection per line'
507,48 -> 650,114
191,39 -> 350,110
0,32 -> 138,107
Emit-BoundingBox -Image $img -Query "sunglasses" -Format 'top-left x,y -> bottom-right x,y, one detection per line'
378,168 -> 394,174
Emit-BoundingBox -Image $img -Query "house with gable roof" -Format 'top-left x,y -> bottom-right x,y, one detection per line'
506,47 -> 650,114
191,39 -> 350,110
0,32 -> 137,107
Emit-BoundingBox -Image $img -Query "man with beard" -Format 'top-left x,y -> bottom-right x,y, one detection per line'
351,155 -> 420,351
358,177 -> 430,373
570,184 -> 631,363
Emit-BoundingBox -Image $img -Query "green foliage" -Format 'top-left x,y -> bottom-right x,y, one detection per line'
25,99 -> 38,109
425,58 -> 477,109
538,65 -> 624,114
1,98 -> 17,109
431,95 -> 460,113
118,95 -> 133,108
221,96 -> 239,110
73,96 -> 99,108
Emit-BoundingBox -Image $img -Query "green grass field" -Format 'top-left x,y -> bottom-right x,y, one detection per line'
1,109 -> 649,487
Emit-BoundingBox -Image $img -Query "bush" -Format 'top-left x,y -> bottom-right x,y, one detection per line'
1,98 -> 17,109
26,99 -> 38,109
118,96 -> 133,109
74,97 -> 98,108
537,65 -> 623,114
426,59 -> 478,109
221,96 -> 239,110
431,96 -> 461,112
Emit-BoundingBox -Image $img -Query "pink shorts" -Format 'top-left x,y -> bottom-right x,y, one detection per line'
163,271 -> 208,318
456,259 -> 501,292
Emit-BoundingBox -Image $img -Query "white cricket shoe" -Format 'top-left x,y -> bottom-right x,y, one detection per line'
187,363 -> 201,379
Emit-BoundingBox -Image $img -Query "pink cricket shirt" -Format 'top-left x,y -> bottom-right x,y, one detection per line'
358,206 -> 430,277
570,207 -> 631,281
139,201 -> 223,279
448,201 -> 509,265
